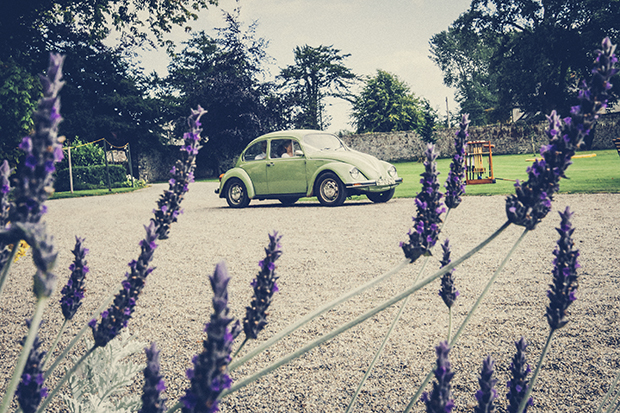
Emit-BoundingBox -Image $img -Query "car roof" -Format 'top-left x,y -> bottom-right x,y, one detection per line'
248,129 -> 332,144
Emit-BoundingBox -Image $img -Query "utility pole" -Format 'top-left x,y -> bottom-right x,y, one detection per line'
445,97 -> 451,128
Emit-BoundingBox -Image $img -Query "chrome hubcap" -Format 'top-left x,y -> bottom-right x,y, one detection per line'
230,185 -> 243,203
321,179 -> 339,201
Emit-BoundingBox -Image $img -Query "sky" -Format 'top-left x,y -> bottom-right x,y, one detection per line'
137,0 -> 472,133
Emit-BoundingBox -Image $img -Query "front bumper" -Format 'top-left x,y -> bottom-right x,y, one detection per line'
345,177 -> 403,190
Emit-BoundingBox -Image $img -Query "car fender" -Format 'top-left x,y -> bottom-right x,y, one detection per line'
308,162 -> 354,196
219,168 -> 256,199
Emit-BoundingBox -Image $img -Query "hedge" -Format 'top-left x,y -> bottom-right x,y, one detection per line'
55,165 -> 127,192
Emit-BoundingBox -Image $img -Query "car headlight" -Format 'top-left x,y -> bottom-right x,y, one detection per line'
387,165 -> 397,177
349,167 -> 362,180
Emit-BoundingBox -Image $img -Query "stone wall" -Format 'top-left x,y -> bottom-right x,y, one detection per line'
135,113 -> 619,181
342,112 -> 620,162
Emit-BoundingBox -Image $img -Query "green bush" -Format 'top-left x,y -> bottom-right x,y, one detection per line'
55,165 -> 127,192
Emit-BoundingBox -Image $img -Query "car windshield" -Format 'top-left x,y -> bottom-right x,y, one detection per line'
302,133 -> 345,151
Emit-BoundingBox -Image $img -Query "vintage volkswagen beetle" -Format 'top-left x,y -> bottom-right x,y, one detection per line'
215,130 -> 403,208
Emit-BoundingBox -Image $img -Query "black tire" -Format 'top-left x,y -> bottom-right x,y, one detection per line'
366,188 -> 395,203
225,178 -> 250,208
278,197 -> 300,206
315,172 -> 346,206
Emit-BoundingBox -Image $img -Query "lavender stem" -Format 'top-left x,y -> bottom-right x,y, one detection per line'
345,258 -> 431,413
0,297 -> 48,413
41,319 -> 68,369
596,370 -> 620,413
404,228 -> 529,413
0,246 -> 19,297
35,347 -> 96,413
223,222 -> 511,398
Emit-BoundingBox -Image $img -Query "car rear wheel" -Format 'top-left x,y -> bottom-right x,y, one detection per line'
366,188 -> 395,203
278,197 -> 300,206
225,178 -> 250,208
315,172 -> 346,206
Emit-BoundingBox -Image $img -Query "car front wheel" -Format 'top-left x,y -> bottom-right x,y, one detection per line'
225,178 -> 250,208
315,172 -> 346,206
366,188 -> 395,203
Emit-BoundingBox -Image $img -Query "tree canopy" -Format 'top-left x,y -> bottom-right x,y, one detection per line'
431,0 -> 620,124
351,70 -> 437,138
279,45 -> 357,130
165,11 -> 293,175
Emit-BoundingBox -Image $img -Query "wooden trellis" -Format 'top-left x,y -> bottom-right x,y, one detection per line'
465,140 -> 495,185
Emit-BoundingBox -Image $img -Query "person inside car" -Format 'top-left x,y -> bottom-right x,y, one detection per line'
280,140 -> 293,158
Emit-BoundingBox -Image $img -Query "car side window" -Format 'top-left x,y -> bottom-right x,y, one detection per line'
243,141 -> 267,161
270,139 -> 302,158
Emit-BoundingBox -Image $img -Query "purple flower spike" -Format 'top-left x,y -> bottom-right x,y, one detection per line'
506,38 -> 617,230
91,222 -> 158,348
152,106 -> 206,240
546,207 -> 580,330
16,320 -> 48,413
474,356 -> 498,413
244,232 -> 283,340
60,237 -> 89,321
10,53 -> 65,226
139,343 -> 167,413
438,239 -> 459,309
181,261 -> 239,413
445,114 -> 469,209
0,160 -> 12,270
402,144 -> 444,262
507,338 -> 533,413
421,341 -> 455,413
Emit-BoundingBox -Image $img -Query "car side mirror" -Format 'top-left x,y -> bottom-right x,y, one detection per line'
294,150 -> 304,157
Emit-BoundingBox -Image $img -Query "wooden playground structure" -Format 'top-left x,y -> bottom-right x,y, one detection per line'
465,140 -> 496,185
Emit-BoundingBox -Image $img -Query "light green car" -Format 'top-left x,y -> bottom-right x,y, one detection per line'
215,130 -> 403,207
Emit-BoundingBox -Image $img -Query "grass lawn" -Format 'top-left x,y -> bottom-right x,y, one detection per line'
50,186 -> 143,199
393,149 -> 620,198
50,149 -> 619,200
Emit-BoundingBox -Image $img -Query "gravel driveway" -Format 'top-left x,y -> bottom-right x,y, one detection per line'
1,182 -> 619,412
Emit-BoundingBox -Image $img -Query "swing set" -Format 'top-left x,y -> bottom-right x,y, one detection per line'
465,140 -> 496,185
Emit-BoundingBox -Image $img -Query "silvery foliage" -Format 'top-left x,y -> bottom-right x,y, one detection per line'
60,330 -> 146,413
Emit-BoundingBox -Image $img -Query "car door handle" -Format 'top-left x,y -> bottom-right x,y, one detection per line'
266,162 -> 274,167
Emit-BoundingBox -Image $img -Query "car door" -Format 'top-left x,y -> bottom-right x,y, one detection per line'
266,139 -> 307,194
240,140 -> 268,195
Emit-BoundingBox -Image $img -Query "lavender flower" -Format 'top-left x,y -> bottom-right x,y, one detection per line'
445,114 -> 469,209
90,106 -> 205,348
15,320 -> 48,413
506,37 -> 617,230
10,54 -> 65,226
421,341 -> 455,413
506,338 -> 533,413
474,356 -> 498,413
139,343 -> 167,413
0,160 -> 12,269
181,261 -> 239,413
243,231 -> 283,340
438,239 -> 459,309
401,144 -> 445,262
60,237 -> 89,321
90,222 -> 157,348
546,207 -> 580,330
153,106 -> 206,240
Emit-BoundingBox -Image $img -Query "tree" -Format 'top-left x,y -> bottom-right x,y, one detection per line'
351,70 -> 438,140
430,11 -> 506,125
431,0 -> 620,124
279,45 -> 357,130
0,0 -> 217,164
165,11 -> 293,175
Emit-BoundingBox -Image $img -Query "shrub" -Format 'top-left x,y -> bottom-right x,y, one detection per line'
55,165 -> 127,192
